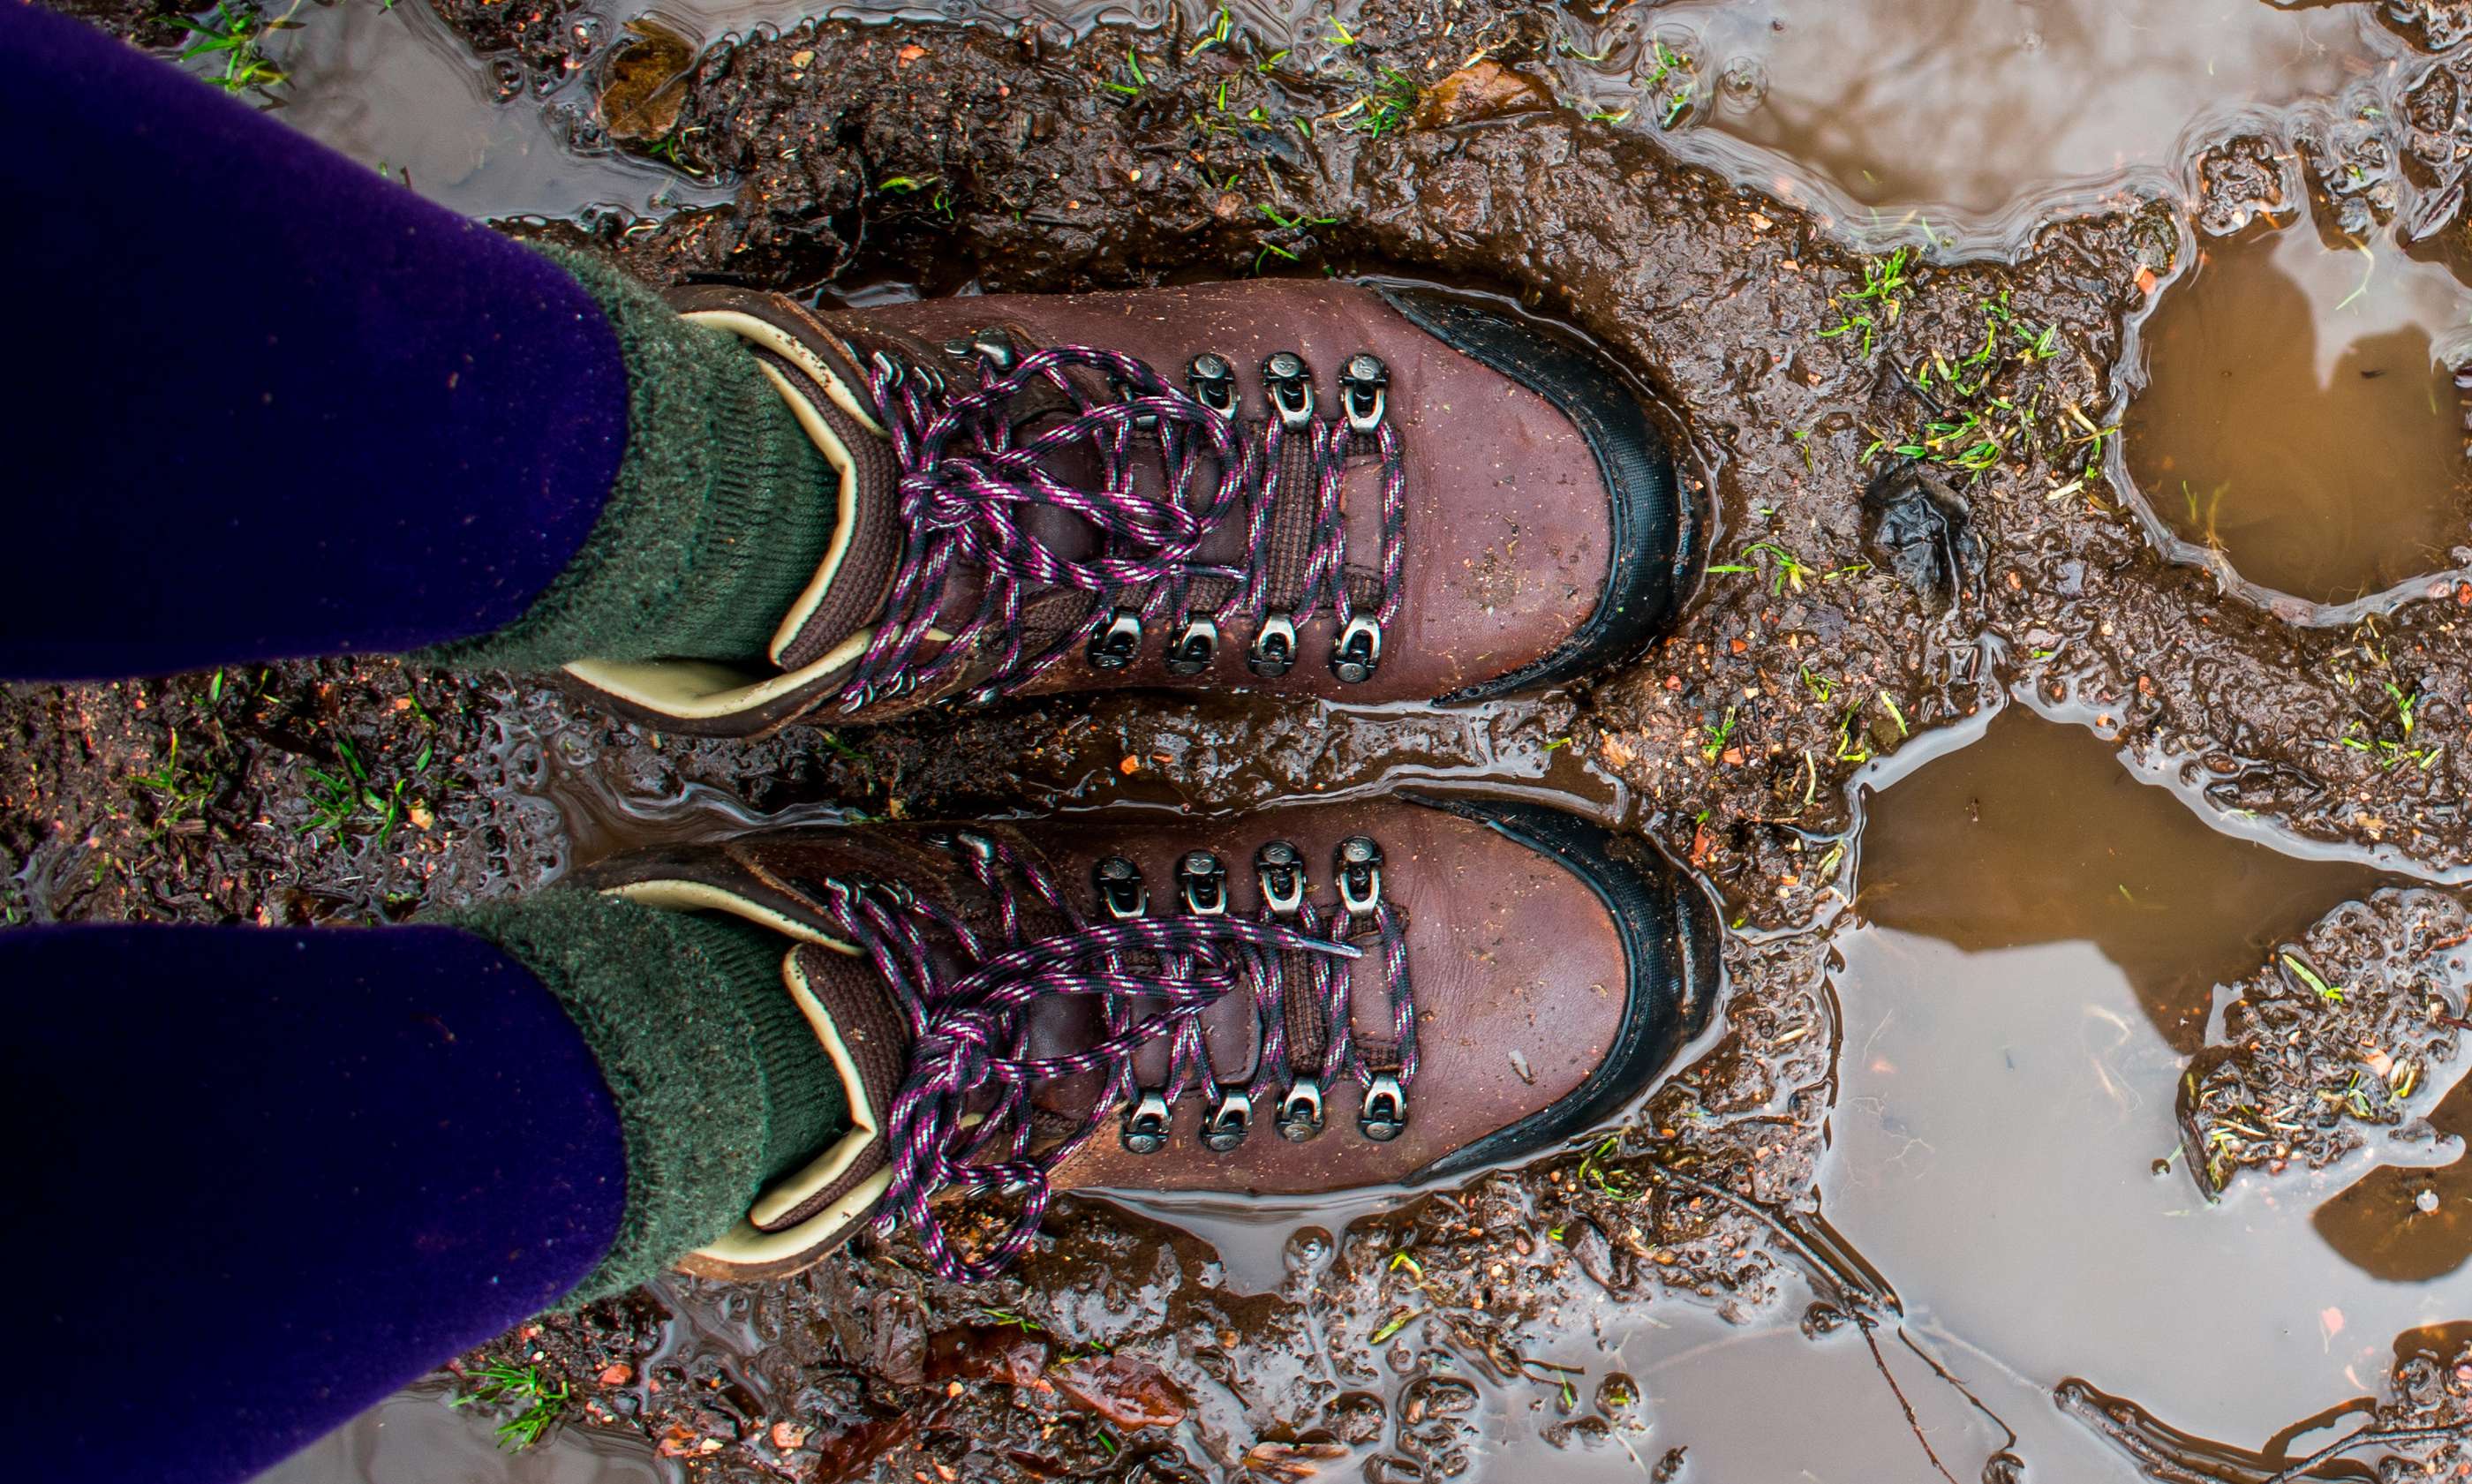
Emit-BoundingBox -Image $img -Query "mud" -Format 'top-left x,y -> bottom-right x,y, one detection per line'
11,0 -> 2472,1478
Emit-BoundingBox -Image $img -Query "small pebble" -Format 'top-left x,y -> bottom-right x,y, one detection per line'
2415,1187 -> 2440,1214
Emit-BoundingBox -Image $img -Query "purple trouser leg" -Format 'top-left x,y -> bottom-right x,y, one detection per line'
0,1 -> 625,680
0,923 -> 628,1484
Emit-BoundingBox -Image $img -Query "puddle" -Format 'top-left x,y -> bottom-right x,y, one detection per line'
2315,1076 -> 2472,1283
1556,0 -> 2403,242
240,0 -> 729,221
2122,219 -> 2472,606
1856,706 -> 2391,1051
252,1384 -> 667,1484
1820,706 -> 2466,1471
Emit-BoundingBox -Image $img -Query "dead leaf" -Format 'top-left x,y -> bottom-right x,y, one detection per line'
1414,60 -> 1551,130
598,19 -> 697,143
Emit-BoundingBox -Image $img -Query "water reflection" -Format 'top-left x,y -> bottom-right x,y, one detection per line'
2125,220 -> 2472,605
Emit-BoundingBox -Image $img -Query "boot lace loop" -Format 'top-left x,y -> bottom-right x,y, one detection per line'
837,340 -> 1407,709
810,830 -> 1416,1281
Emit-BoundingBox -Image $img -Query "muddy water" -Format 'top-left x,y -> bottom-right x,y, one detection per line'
2123,220 -> 2472,606
1561,0 -> 2397,239
1856,704 -> 2391,1051
253,1385 -> 664,1484
2315,1076 -> 2472,1283
1820,706 -> 2461,1474
252,0 -> 728,221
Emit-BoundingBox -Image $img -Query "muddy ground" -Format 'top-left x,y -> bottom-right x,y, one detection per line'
11,0 -> 2472,1479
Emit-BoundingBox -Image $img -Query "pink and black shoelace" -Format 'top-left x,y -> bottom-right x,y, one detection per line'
835,335 -> 1408,711
807,829 -> 1417,1281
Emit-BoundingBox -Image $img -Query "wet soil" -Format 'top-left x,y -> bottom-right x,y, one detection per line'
12,0 -> 2472,1478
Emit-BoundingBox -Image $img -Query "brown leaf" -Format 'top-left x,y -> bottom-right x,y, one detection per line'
1240,1441 -> 1349,1480
1051,1352 -> 1188,1430
1414,60 -> 1551,130
927,1323 -> 1053,1390
597,19 -> 696,143
810,1413 -> 916,1484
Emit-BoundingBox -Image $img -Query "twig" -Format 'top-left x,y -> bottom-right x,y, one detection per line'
1643,1164 -> 1899,1317
2258,1423 -> 2466,1483
1864,1327 -> 1962,1484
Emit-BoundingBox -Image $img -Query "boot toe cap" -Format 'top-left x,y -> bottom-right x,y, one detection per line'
1378,284 -> 1704,704
1400,792 -> 1722,1184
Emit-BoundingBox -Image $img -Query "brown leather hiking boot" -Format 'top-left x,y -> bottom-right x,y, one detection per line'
571,795 -> 1718,1282
561,278 -> 1701,734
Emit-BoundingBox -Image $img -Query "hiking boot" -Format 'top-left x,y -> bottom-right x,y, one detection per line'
571,794 -> 1719,1281
561,278 -> 1701,735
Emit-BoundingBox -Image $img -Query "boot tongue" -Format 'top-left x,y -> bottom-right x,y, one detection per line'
763,335 -> 908,673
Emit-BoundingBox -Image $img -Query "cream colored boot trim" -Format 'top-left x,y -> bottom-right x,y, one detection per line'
682,308 -> 885,435
699,951 -> 892,1266
604,878 -> 857,948
562,631 -> 871,722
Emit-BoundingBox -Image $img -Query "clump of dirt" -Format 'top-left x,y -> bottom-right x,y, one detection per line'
2182,888 -> 2472,1195
447,0 -> 603,98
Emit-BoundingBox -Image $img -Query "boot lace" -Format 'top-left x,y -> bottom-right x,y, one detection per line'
806,828 -> 1418,1281
837,335 -> 1407,711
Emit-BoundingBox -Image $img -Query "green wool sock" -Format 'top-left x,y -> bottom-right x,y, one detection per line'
424,245 -> 836,672
441,890 -> 849,1299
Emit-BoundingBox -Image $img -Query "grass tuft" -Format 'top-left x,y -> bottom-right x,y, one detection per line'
170,0 -> 299,98
452,1362 -> 569,1450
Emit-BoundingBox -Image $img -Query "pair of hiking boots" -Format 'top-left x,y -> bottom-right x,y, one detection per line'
563,278 -> 1720,1283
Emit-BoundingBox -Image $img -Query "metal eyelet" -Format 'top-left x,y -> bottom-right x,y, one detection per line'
971,327 -> 1017,372
1338,352 -> 1389,433
1359,1073 -> 1407,1141
1187,351 -> 1238,416
840,670 -> 921,712
1263,350 -> 1315,430
1177,851 -> 1228,915
1277,1076 -> 1325,1141
1088,606 -> 1144,670
1122,1090 -> 1172,1154
1254,841 -> 1305,915
1247,614 -> 1299,678
1164,614 -> 1217,676
1202,1089 -> 1252,1151
1330,614 -> 1382,684
1094,856 -> 1147,920
1110,372 -> 1162,433
1336,836 -> 1383,914
878,348 -> 942,396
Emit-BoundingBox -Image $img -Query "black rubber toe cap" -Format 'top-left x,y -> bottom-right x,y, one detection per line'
1376,284 -> 1703,704
1402,793 -> 1722,1182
